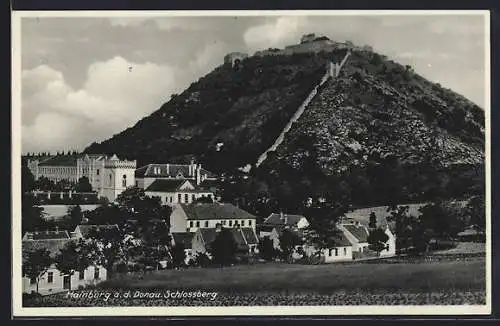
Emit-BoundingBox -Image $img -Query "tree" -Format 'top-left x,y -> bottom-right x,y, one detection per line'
22,248 -> 53,293
385,205 -> 417,255
22,193 -> 45,233
210,228 -> 237,267
368,212 -> 377,229
171,244 -> 187,267
85,227 -> 125,276
367,228 -> 389,256
22,164 -> 35,193
303,199 -> 347,257
467,194 -> 485,232
67,205 -> 84,228
74,176 -> 92,192
418,202 -> 464,240
85,204 -> 130,226
54,240 -> 92,290
278,228 -> 301,263
258,236 -> 277,261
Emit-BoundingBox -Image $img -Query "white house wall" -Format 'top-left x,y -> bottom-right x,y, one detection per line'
186,218 -> 256,233
145,191 -> 214,206
22,265 -> 107,295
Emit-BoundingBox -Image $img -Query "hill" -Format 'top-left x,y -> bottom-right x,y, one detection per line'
84,42 -> 485,207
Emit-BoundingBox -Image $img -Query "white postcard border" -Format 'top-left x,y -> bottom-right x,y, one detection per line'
11,9 -> 492,317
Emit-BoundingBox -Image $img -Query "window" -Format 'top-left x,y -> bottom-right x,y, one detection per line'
343,248 -> 347,256
184,194 -> 189,203
229,221 -> 233,226
204,221 -> 209,227
135,181 -> 138,187
241,220 -> 245,226
169,196 -> 173,203
335,248 -> 338,256
94,267 -> 100,280
248,220 -> 252,226
192,194 -> 196,202
178,194 -> 182,203
30,277 -> 36,285
196,221 -> 200,227
47,272 -> 53,283
222,220 -> 226,225
122,175 -> 127,187
328,249 -> 333,257
96,169 -> 99,176
189,221 -> 194,228
109,174 -> 112,186
79,270 -> 85,280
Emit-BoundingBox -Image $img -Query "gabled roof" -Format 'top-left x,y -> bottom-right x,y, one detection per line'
241,227 -> 259,245
197,227 -> 256,251
181,203 -> 256,221
198,228 -> 219,250
145,179 -> 191,192
331,231 -> 352,247
342,223 -> 369,243
22,239 -> 73,257
171,232 -> 195,248
75,224 -> 120,238
263,213 -> 307,227
23,230 -> 70,240
135,163 -> 216,179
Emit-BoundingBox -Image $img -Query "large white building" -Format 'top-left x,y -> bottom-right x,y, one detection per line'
27,154 -> 137,202
134,161 -> 217,189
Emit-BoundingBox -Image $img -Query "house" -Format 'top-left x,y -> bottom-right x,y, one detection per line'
191,224 -> 259,258
302,231 -> 353,263
22,230 -> 107,295
134,161 -> 217,190
144,179 -> 215,206
169,202 -> 257,233
338,220 -> 396,258
27,153 -> 137,202
171,232 -> 196,265
338,221 -> 370,256
260,213 -> 310,237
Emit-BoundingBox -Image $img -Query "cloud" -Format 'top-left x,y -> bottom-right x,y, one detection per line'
243,16 -> 308,51
21,57 -> 181,153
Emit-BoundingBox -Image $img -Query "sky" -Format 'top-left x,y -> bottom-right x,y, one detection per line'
18,13 -> 487,154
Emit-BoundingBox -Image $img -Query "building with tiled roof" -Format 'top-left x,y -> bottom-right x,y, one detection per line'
338,220 -> 396,258
170,202 -> 257,233
27,153 -> 137,202
260,213 -> 310,239
191,224 -> 259,257
144,179 -> 215,206
135,161 -> 217,190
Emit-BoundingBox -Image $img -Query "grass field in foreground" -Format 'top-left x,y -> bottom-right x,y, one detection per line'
24,257 -> 486,306
102,257 -> 485,293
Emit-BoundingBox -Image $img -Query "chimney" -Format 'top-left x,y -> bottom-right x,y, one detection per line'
190,159 -> 195,177
196,165 -> 201,185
